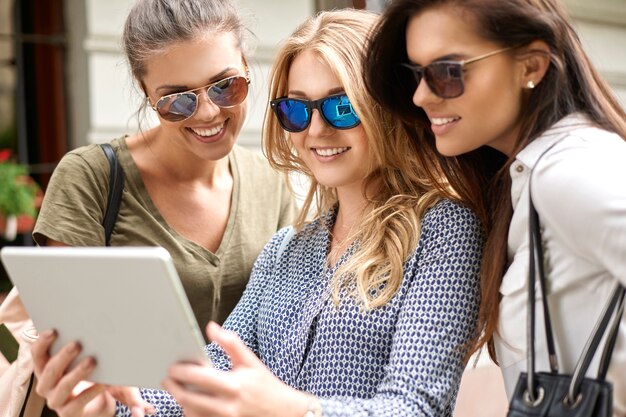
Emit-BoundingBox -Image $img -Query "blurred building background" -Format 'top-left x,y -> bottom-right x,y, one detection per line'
0,0 -> 624,190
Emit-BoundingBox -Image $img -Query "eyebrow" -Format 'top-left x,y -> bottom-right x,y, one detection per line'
156,66 -> 239,93
409,53 -> 466,66
287,86 -> 345,98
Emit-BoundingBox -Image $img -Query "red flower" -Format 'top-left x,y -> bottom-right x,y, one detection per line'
0,149 -> 11,162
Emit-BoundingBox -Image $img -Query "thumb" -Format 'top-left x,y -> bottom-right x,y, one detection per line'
206,321 -> 260,368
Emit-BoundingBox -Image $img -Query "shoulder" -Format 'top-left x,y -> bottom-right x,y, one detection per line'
416,199 -> 484,259
231,145 -> 274,174
54,143 -> 109,178
421,199 -> 482,233
231,145 -> 288,187
533,126 -> 626,198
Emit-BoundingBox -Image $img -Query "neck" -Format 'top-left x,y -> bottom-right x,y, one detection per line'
145,127 -> 229,185
331,182 -> 372,246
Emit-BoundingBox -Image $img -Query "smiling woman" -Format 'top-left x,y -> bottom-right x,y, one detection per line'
24,1 -> 298,415
365,0 -> 626,415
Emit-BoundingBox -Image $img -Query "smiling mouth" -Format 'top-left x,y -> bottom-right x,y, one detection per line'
313,147 -> 350,157
430,117 -> 460,126
190,123 -> 224,137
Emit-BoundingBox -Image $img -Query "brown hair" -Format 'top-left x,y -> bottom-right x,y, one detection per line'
264,9 -> 447,309
122,0 -> 251,120
365,0 -> 626,360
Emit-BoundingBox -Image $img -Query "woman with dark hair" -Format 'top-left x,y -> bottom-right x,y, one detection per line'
365,0 -> 626,414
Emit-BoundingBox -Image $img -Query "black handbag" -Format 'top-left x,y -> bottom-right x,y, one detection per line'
506,176 -> 625,417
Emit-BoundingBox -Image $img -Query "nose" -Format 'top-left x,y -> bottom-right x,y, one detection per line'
306,109 -> 332,137
412,77 -> 442,109
194,91 -> 221,120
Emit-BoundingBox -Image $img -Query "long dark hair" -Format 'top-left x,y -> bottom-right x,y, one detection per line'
365,0 -> 626,362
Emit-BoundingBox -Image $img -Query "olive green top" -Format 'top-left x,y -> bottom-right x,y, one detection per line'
34,137 -> 298,335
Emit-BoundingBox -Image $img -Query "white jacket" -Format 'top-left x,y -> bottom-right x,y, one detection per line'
495,113 -> 626,416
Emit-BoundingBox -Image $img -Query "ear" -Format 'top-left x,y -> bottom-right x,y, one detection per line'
517,40 -> 551,89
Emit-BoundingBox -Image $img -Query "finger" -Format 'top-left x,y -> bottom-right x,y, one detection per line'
31,329 -> 56,376
46,356 -> 97,410
206,322 -> 259,368
168,362 -> 235,396
35,340 -> 83,397
109,386 -> 156,416
56,383 -> 109,416
162,377 -> 228,417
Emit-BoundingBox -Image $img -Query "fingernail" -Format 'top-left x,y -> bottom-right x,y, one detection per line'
40,329 -> 55,339
82,357 -> 96,369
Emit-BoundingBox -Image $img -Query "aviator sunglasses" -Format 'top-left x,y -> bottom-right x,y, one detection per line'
151,73 -> 250,122
401,46 -> 514,99
270,93 -> 361,133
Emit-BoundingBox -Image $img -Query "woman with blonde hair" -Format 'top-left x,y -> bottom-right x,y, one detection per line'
32,8 -> 483,417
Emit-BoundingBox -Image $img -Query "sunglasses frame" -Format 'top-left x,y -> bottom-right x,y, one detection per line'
270,92 -> 361,133
401,46 -> 514,99
150,70 -> 250,122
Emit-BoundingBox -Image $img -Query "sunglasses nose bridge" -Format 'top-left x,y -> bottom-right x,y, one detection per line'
307,106 -> 333,135
191,88 -> 221,119
412,69 -> 442,107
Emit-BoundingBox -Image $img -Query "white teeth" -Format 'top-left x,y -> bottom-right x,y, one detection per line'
191,124 -> 223,137
314,147 -> 349,157
431,117 -> 459,126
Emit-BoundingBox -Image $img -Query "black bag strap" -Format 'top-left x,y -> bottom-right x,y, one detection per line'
99,143 -> 125,246
525,154 -> 625,404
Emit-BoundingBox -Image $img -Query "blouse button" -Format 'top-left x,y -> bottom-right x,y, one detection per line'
515,164 -> 524,173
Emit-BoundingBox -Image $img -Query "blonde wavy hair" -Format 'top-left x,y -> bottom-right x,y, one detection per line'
263,9 -> 447,309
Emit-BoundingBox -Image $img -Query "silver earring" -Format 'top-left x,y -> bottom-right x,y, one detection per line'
526,80 -> 535,89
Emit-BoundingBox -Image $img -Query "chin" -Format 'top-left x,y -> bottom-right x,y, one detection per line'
435,139 -> 467,158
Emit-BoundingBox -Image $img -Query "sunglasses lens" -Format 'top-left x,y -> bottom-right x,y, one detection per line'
426,62 -> 463,98
272,99 -> 310,132
156,93 -> 197,122
321,95 -> 360,129
208,76 -> 249,107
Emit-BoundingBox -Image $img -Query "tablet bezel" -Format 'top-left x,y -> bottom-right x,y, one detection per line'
0,246 -> 210,389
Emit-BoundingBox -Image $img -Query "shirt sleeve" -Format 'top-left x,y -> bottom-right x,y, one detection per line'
116,228 -> 292,417
319,202 -> 483,416
33,147 -> 109,246
532,136 -> 626,283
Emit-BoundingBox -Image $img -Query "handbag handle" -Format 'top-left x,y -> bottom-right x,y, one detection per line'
525,189 -> 559,402
525,171 -> 625,405
100,143 -> 125,246
568,283 -> 624,401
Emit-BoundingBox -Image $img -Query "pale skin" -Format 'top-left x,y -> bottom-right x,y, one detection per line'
30,30 -> 252,417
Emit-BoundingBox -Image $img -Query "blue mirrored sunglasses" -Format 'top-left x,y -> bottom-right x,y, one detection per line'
270,93 -> 361,133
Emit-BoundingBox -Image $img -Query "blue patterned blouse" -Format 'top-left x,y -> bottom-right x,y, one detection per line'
118,199 -> 483,417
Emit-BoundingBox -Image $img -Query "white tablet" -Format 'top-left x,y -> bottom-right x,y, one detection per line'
0,246 -> 210,389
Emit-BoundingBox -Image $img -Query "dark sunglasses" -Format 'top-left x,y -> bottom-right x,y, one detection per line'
270,93 -> 361,133
151,74 -> 250,122
401,46 -> 514,99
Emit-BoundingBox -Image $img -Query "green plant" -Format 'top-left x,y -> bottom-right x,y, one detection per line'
0,149 -> 39,217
